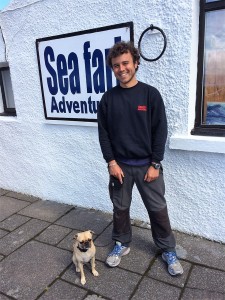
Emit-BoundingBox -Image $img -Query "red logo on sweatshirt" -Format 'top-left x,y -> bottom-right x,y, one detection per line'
137,105 -> 147,111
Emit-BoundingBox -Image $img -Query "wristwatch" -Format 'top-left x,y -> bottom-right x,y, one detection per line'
151,162 -> 161,170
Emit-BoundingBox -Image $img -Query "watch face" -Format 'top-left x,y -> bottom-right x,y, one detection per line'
153,163 -> 161,169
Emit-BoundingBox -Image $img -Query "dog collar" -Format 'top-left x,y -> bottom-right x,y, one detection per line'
77,245 -> 88,252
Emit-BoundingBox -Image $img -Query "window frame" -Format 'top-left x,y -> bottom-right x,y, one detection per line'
0,66 -> 16,116
191,0 -> 225,137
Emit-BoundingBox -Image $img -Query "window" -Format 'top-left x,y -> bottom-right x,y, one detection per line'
192,0 -> 225,136
0,67 -> 16,116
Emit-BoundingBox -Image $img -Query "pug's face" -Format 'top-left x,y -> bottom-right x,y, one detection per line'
74,230 -> 94,251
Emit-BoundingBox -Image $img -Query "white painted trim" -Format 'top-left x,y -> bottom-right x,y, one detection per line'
0,118 -> 98,127
170,134 -> 225,154
0,116 -> 18,122
43,120 -> 98,127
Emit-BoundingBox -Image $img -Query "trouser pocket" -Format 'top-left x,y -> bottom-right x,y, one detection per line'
108,175 -> 123,201
108,176 -> 131,235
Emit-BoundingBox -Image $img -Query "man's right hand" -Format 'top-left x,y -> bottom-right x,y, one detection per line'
108,161 -> 124,184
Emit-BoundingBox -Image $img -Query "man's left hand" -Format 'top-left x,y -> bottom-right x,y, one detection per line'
144,166 -> 159,182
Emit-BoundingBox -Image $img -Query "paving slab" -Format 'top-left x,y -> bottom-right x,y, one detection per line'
55,207 -> 112,234
0,195 -> 225,300
62,260 -> 141,300
93,222 -> 113,244
84,295 -> 107,300
39,279 -> 88,300
19,200 -> 73,222
147,256 -> 191,287
0,229 -> 8,239
0,241 -> 71,300
175,231 -> 225,271
35,225 -> 72,245
0,189 -> 9,196
95,224 -> 158,274
0,214 -> 30,231
181,287 -> 225,300
0,196 -> 30,222
186,265 -> 225,294
0,219 -> 49,255
0,293 -> 11,300
4,192 -> 41,203
131,277 -> 181,300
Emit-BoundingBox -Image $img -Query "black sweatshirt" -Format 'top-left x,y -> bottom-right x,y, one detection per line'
97,81 -> 167,164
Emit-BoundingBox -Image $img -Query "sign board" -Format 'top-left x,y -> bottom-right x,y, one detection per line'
36,22 -> 133,122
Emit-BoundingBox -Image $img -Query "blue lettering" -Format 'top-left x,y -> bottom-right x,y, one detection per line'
68,52 -> 81,94
105,48 -> 113,90
57,54 -> 68,95
59,96 -> 66,113
51,96 -> 59,113
88,96 -> 93,113
73,101 -> 80,113
114,36 -> 122,44
50,96 -> 100,114
87,96 -> 99,114
44,46 -> 58,95
83,41 -> 92,93
45,47 -> 81,96
66,100 -> 73,113
92,49 -> 105,93
80,101 -> 88,113
93,100 -> 100,113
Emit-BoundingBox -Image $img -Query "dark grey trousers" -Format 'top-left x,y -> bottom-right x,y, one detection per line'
108,163 -> 176,252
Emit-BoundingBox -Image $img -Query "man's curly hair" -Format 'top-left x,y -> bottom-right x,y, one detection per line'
107,41 -> 140,71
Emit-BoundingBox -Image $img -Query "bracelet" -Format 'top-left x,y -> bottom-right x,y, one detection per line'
108,162 -> 117,167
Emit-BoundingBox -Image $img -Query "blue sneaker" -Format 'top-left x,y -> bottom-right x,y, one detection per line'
106,241 -> 130,267
162,251 -> 183,276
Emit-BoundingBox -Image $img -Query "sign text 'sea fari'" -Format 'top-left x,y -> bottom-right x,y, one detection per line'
44,36 -> 121,115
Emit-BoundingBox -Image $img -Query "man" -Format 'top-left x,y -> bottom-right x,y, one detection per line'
97,41 -> 183,276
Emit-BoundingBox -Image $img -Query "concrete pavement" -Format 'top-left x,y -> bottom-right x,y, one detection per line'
0,189 -> 225,300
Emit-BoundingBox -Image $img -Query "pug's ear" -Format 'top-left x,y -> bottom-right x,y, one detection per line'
73,234 -> 78,240
89,230 -> 95,235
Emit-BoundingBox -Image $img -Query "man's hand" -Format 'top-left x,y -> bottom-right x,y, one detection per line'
144,166 -> 159,182
108,161 -> 124,184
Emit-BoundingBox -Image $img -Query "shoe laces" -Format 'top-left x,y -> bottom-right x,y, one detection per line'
165,251 -> 178,264
109,243 -> 124,256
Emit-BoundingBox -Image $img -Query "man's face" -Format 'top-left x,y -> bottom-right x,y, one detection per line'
111,51 -> 138,88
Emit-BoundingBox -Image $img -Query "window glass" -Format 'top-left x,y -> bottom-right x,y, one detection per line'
1,69 -> 15,109
0,83 -> 4,112
203,9 -> 225,125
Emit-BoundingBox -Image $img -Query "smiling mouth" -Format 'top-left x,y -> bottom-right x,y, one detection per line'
119,72 -> 129,79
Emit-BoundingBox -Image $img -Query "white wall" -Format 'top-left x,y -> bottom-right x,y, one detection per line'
0,0 -> 224,243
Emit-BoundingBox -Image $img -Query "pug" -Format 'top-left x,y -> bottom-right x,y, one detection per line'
72,230 -> 99,285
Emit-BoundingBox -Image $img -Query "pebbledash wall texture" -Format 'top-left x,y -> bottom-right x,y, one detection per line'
0,0 -> 225,243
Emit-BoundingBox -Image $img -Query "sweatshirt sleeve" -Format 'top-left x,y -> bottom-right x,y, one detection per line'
97,94 -> 115,163
150,88 -> 168,163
